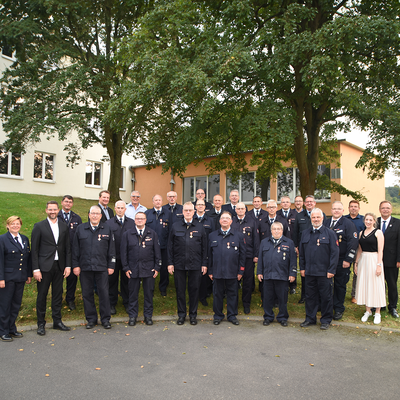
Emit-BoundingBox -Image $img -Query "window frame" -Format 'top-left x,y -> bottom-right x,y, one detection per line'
0,148 -> 23,179
85,160 -> 102,188
33,151 -> 55,182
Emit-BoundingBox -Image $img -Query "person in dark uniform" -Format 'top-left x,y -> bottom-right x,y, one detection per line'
344,200 -> 365,303
257,222 -> 297,326
259,200 -> 289,241
192,188 -> 213,212
277,196 -> 297,293
105,200 -> 136,315
208,211 -> 246,325
0,216 -> 32,341
32,201 -> 71,336
168,202 -> 207,325
163,191 -> 183,225
378,200 -> 400,318
299,208 -> 339,330
293,195 -> 304,214
324,201 -> 358,320
57,195 -> 82,311
145,194 -> 171,297
97,190 -> 114,223
292,195 -> 326,303
246,195 -> 268,224
222,189 -> 247,217
195,199 -> 215,306
121,212 -> 161,326
231,202 -> 259,314
207,194 -> 224,230
72,205 -> 116,329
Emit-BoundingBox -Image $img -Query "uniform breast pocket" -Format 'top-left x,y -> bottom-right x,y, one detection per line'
175,232 -> 185,237
319,238 -> 330,245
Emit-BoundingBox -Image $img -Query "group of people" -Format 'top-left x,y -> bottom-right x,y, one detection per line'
0,188 -> 399,341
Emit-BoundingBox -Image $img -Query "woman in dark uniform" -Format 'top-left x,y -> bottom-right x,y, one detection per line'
0,216 -> 32,341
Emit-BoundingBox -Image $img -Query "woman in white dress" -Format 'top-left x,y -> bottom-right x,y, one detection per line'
354,213 -> 385,324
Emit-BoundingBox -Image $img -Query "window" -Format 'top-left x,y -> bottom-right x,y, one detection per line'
277,167 -> 331,201
331,168 -> 342,179
33,152 -> 54,181
226,172 -> 270,202
120,167 -> 125,190
0,148 -> 21,177
85,161 -> 101,186
1,45 -> 13,58
183,175 -> 220,202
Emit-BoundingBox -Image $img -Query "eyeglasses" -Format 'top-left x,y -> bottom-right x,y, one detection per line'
90,212 -> 101,215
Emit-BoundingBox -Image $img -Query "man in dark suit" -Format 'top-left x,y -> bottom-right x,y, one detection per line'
57,195 -> 82,311
222,189 -> 247,217
163,191 -> 183,225
105,200 -> 136,315
192,188 -> 213,212
246,195 -> 268,224
378,201 -> 400,318
32,201 -> 72,335
97,190 -> 114,223
207,194 -> 224,230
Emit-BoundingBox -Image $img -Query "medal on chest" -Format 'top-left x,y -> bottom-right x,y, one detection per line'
227,242 -> 230,249
317,239 -> 320,246
98,234 -> 101,241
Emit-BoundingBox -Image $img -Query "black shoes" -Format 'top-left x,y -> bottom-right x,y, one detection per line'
213,319 -> 221,325
10,331 -> 23,338
53,322 -> 71,331
333,312 -> 343,320
102,321 -> 112,329
1,334 -> 13,342
298,298 -> 305,304
177,317 -> 185,325
290,289 -> 296,294
320,323 -> 330,330
86,322 -> 96,329
37,324 -> 46,336
67,301 -> 76,311
300,321 -> 314,328
280,320 -> 288,327
190,318 -> 197,325
144,318 -> 153,326
129,318 -> 136,326
244,307 -> 250,314
263,320 -> 270,326
110,306 -> 116,315
230,318 -> 240,325
160,291 -> 167,297
391,309 -> 399,318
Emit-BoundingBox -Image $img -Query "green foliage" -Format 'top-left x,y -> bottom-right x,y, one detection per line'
116,0 -> 400,198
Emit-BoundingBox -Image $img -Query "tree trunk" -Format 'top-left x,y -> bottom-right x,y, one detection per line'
104,124 -> 122,203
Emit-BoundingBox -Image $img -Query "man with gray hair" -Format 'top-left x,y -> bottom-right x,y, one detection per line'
125,191 -> 147,219
73,205 -> 116,329
222,189 -> 247,217
299,208 -> 339,330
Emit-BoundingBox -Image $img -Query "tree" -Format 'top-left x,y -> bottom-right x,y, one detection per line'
0,0 -> 154,201
116,0 -> 400,201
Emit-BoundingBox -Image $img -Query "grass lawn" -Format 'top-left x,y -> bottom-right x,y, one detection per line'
1,191 -> 399,329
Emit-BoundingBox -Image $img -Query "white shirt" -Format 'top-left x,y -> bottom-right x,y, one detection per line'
47,218 -> 59,261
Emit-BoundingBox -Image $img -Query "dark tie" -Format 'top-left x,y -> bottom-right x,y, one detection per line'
64,212 -> 69,222
330,219 -> 336,229
222,231 -> 227,236
119,218 -> 123,225
233,205 -> 236,211
270,219 -> 274,225
256,210 -> 259,218
239,219 -> 243,224
313,229 -> 318,233
156,210 -> 160,217
14,236 -> 21,248
382,220 -> 386,233
284,211 -> 288,218
170,205 -> 174,212
139,229 -> 143,237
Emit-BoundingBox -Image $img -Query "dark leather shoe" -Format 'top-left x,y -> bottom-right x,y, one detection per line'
333,312 -> 343,320
160,291 -> 167,297
391,309 -> 399,318
280,320 -> 288,327
0,334 -> 13,342
67,301 -> 76,311
190,318 -> 197,325
244,307 -> 250,314
298,298 -> 305,304
37,325 -> 46,336
213,319 -> 221,325
230,318 -> 239,325
144,318 -> 153,326
53,322 -> 71,331
320,323 -> 330,330
263,320 -> 270,326
86,322 -> 96,329
110,306 -> 116,315
177,317 -> 185,325
290,289 -> 296,294
9,331 -> 23,338
102,322 -> 112,329
300,321 -> 314,328
129,318 -> 136,326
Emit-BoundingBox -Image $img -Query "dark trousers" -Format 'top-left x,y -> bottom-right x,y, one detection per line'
213,278 -> 238,321
351,263 -> 357,298
65,272 -> 77,303
127,277 -> 155,319
158,248 -> 169,293
301,275 -> 306,299
36,261 -> 63,325
174,269 -> 201,318
263,279 -> 289,322
109,260 -> 129,307
0,281 -> 25,336
333,264 -> 351,313
241,258 -> 255,308
80,271 -> 110,324
199,274 -> 212,302
305,275 -> 333,324
384,266 -> 399,311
